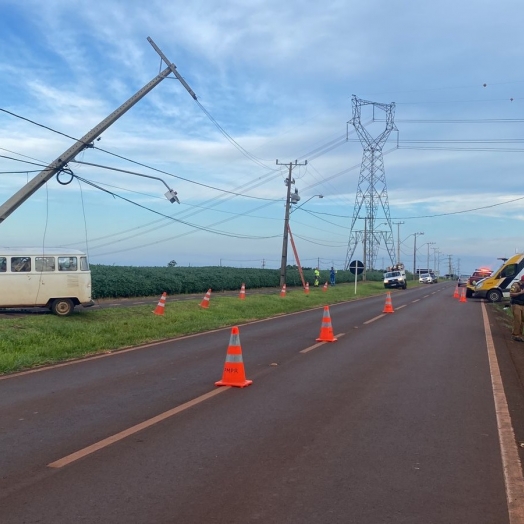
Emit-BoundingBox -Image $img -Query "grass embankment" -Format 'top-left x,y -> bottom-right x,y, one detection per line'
0,281 -> 399,375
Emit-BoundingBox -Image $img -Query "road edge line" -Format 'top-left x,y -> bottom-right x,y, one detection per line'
482,301 -> 524,523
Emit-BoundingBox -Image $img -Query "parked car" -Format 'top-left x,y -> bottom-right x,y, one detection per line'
430,272 -> 438,283
458,274 -> 470,287
419,273 -> 434,284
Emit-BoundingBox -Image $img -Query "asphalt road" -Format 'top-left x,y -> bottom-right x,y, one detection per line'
1,283 -> 523,523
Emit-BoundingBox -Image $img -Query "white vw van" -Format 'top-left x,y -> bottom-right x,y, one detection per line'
0,248 -> 94,315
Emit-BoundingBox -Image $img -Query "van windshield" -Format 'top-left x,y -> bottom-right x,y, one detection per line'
385,271 -> 400,278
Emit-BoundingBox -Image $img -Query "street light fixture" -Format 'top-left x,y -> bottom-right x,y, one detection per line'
290,194 -> 323,213
71,160 -> 180,203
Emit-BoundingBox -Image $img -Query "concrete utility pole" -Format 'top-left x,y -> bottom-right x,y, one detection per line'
412,232 -> 424,279
277,159 -> 306,287
432,247 -> 439,274
426,242 -> 435,272
0,37 -> 195,223
393,221 -> 404,264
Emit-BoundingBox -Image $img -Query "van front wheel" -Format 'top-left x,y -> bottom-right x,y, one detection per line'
486,289 -> 502,303
51,299 -> 74,316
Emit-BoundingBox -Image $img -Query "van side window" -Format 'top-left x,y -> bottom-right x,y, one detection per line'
11,257 -> 31,272
35,257 -> 56,272
80,257 -> 89,271
0,257 -> 6,272
58,257 -> 77,271
500,264 -> 517,278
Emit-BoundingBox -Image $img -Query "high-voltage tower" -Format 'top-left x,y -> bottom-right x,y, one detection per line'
344,96 -> 397,271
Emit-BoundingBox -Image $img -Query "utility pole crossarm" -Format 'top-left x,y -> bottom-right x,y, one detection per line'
147,37 -> 197,100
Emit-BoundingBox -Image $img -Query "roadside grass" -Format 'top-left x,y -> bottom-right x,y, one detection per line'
0,281 -> 407,375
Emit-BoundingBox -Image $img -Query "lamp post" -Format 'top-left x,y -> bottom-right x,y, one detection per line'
412,232 -> 424,280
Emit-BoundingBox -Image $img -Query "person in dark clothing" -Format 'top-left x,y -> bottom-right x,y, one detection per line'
509,275 -> 524,341
330,267 -> 336,286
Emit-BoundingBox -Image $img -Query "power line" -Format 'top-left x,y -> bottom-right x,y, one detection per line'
73,174 -> 280,241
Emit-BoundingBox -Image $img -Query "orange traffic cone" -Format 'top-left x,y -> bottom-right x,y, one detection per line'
316,305 -> 337,342
153,292 -> 167,315
383,292 -> 394,313
305,282 -> 310,295
453,286 -> 459,299
323,281 -> 328,292
239,283 -> 246,300
200,289 -> 212,308
215,326 -> 253,388
280,284 -> 287,297
460,288 -> 467,303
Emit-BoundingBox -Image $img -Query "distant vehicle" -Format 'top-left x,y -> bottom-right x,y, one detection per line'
430,272 -> 438,283
419,273 -> 435,284
383,263 -> 407,289
458,274 -> 470,287
0,248 -> 93,316
473,255 -> 524,302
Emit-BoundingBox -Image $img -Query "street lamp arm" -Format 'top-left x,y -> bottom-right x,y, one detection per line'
71,160 -> 180,203
290,194 -> 323,213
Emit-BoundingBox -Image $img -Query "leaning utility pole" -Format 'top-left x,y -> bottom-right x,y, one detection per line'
344,96 -> 397,271
0,37 -> 195,224
277,159 -> 306,287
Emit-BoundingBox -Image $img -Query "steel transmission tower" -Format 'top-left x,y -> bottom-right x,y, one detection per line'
344,96 -> 397,271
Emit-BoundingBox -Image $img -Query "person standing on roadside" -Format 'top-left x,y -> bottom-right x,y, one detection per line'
509,275 -> 524,341
330,267 -> 336,286
314,267 -> 320,287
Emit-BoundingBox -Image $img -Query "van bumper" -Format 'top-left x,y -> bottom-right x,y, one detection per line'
473,290 -> 488,299
81,300 -> 95,308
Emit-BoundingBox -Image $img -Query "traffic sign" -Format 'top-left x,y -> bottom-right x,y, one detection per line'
349,260 -> 364,275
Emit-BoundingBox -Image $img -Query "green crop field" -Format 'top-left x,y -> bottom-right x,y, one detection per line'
89,265 -> 370,299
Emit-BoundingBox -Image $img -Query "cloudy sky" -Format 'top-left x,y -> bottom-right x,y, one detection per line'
0,0 -> 523,274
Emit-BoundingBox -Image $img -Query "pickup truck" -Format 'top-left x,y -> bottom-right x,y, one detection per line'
383,264 -> 407,289
466,268 -> 492,298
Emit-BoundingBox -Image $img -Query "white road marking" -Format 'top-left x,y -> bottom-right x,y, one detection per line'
48,388 -> 228,468
364,314 -> 385,325
300,333 -> 345,353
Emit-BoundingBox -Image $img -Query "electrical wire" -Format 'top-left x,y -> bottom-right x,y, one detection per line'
195,100 -> 275,170
72,174 -> 280,241
0,106 -> 279,201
